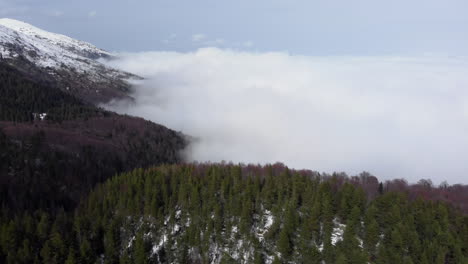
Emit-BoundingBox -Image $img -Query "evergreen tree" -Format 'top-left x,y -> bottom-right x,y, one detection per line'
104,220 -> 120,264
65,248 -> 77,264
79,238 -> 94,264
253,251 -> 264,264
277,228 -> 292,258
134,231 -> 149,264
335,252 -> 348,264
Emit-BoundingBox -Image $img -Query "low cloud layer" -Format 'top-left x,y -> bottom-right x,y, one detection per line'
104,49 -> 468,184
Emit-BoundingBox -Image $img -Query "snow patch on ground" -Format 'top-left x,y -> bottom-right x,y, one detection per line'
126,235 -> 135,249
151,234 -> 167,255
318,219 -> 346,252
331,220 -> 346,245
255,209 -> 274,242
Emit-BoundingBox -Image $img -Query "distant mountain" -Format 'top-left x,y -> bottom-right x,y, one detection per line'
0,18 -> 138,104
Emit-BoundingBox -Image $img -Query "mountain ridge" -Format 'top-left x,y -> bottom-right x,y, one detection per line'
0,18 -> 111,59
0,18 -> 138,104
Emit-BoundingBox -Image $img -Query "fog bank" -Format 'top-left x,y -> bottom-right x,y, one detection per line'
104,48 -> 468,184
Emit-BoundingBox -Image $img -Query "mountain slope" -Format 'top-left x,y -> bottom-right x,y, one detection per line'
0,60 -> 186,212
0,60 -> 100,122
0,18 -> 110,61
0,18 -> 138,104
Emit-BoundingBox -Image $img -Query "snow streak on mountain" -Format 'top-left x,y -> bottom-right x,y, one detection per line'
0,18 -> 137,103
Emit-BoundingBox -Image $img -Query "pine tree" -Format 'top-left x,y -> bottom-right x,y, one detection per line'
79,238 -> 94,264
18,239 -> 32,263
301,245 -> 321,264
36,212 -> 50,242
49,231 -> 67,263
277,228 -> 292,259
119,251 -> 132,264
364,216 -> 379,257
65,248 -> 77,264
253,251 -> 264,264
378,182 -> 384,194
104,220 -> 120,264
134,231 -> 149,264
335,252 -> 348,264
40,240 -> 53,264
402,256 -> 414,264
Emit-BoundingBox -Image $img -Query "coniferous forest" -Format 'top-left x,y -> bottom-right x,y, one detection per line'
1,164 -> 467,264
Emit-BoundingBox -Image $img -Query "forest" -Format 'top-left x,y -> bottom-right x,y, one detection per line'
0,60 -> 186,212
0,62 -> 102,122
0,163 -> 467,263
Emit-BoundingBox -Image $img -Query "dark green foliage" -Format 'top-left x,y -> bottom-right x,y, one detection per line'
64,248 -> 77,264
134,231 -> 149,264
277,227 -> 292,258
0,62 -> 103,122
0,164 -> 467,263
0,165 -> 468,264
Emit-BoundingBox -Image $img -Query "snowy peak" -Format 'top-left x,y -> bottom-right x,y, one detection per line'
0,18 -> 110,59
0,18 -> 138,104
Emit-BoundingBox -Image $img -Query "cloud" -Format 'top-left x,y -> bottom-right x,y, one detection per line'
192,34 -> 205,42
104,49 -> 468,184
88,10 -> 97,17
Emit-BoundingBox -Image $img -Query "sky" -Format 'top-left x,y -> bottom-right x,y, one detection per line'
2,0 -> 468,184
1,0 -> 468,55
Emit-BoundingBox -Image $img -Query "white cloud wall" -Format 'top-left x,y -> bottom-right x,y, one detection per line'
104,48 -> 468,184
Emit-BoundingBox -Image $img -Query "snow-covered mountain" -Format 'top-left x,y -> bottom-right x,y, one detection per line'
0,18 -> 138,104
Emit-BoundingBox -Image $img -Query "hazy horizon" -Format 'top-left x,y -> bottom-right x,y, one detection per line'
1,0 -> 468,56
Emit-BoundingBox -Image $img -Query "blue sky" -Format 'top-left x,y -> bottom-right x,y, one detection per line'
1,0 -> 467,55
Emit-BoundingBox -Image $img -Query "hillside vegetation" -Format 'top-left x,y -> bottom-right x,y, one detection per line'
1,163 -> 466,264
0,61 -> 101,122
0,61 -> 186,212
